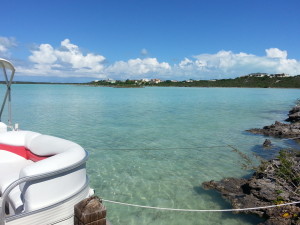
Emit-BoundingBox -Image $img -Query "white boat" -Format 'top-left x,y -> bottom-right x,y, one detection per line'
0,58 -> 94,225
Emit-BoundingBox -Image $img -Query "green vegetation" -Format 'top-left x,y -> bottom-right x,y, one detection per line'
155,75 -> 300,88
6,74 -> 300,88
232,147 -> 300,196
276,149 -> 300,189
90,75 -> 300,88
91,79 -> 144,88
229,145 -> 266,171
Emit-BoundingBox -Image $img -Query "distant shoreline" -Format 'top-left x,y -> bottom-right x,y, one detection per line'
3,75 -> 300,89
9,83 -> 300,90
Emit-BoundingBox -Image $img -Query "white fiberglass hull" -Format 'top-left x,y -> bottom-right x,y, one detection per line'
7,183 -> 92,225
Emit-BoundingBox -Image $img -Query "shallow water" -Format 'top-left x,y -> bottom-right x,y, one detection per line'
5,85 -> 300,224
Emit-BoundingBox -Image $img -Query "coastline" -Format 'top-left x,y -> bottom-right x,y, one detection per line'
89,75 -> 300,89
8,75 -> 300,89
202,104 -> 300,225
9,83 -> 300,90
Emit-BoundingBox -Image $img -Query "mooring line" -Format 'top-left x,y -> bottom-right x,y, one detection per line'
101,199 -> 300,212
97,136 -> 300,151
97,145 -> 229,151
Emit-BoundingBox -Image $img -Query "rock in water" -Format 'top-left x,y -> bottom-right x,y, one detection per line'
286,106 -> 300,123
246,105 -> 300,139
247,121 -> 300,138
263,139 -> 272,148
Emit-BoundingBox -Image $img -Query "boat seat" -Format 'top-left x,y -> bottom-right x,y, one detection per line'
0,151 -> 34,194
0,131 -> 87,215
0,131 -> 41,214
20,134 -> 87,212
0,151 -> 34,214
0,131 -> 41,194
0,149 -> 33,192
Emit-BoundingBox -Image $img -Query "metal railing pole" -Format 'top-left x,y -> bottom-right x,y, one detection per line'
0,61 -> 15,127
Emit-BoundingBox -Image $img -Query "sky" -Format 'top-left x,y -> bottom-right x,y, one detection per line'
1,0 -> 300,82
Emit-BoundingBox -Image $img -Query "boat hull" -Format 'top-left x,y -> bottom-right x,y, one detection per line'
6,181 -> 92,225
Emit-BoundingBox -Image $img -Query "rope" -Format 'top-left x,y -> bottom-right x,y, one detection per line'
97,145 -> 229,151
102,199 -> 300,212
97,137 -> 300,151
99,137 -> 300,212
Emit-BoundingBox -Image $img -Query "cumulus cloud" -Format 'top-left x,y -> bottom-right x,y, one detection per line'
20,40 -> 171,79
56,39 -> 105,72
8,37 -> 300,80
175,48 -> 300,79
106,57 -> 171,79
29,44 -> 57,64
0,37 -> 17,56
266,48 -> 287,59
21,39 -> 106,78
179,58 -> 193,68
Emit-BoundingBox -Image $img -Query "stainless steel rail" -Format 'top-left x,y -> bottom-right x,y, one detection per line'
0,151 -> 89,225
0,59 -> 15,128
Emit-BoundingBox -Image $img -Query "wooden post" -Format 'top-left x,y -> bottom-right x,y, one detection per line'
74,196 -> 106,225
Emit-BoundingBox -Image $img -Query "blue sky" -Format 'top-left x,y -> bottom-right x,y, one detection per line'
1,0 -> 300,82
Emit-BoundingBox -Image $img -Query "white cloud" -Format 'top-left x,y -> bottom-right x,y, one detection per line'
174,48 -> 300,79
22,39 -> 106,78
20,40 -> 171,79
29,44 -> 57,64
0,37 -> 17,56
179,58 -> 193,68
266,48 -> 287,59
9,38 -> 300,80
106,58 -> 171,79
56,39 -> 105,72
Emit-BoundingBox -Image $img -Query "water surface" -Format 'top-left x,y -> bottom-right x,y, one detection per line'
6,85 -> 300,225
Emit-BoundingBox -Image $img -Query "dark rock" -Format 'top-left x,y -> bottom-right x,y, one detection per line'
202,178 -> 246,196
247,105 -> 300,138
289,106 -> 300,114
263,139 -> 272,148
249,178 -> 279,202
286,106 -> 300,123
286,112 -> 300,123
247,121 -> 300,138
202,151 -> 300,225
262,218 -> 291,225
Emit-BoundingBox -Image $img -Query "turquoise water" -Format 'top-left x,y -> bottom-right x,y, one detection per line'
5,85 -> 300,224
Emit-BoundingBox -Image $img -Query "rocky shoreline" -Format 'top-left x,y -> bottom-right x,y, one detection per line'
247,105 -> 300,140
202,104 -> 300,225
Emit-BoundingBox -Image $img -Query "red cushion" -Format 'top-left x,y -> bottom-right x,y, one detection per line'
0,144 -> 50,162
